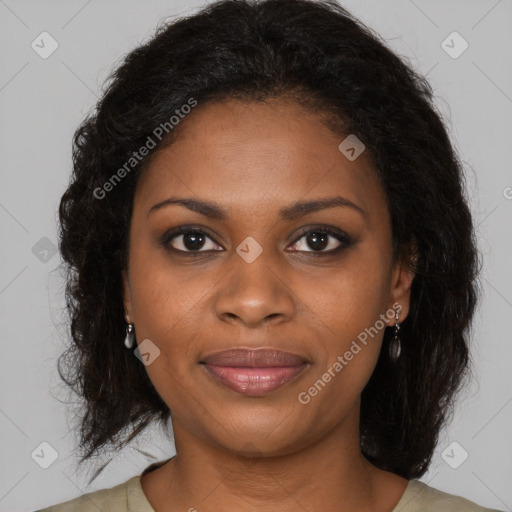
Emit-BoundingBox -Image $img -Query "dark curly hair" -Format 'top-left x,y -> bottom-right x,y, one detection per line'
56,0 -> 481,484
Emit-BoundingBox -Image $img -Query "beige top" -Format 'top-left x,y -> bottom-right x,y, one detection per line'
36,458 -> 504,512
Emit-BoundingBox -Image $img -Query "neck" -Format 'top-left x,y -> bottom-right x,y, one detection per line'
142,404 -> 408,512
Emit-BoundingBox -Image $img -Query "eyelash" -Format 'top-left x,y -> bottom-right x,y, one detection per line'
160,224 -> 353,258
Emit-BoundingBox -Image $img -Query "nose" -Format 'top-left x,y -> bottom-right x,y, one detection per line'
214,250 -> 296,328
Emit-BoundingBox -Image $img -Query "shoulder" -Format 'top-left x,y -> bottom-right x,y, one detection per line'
33,476 -> 138,512
396,479 -> 505,512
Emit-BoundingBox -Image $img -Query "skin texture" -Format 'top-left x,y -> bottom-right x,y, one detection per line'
122,97 -> 415,512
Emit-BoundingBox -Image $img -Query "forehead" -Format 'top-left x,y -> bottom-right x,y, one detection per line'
134,98 -> 386,224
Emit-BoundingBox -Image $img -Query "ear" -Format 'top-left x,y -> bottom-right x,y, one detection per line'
385,241 -> 417,326
122,269 -> 132,323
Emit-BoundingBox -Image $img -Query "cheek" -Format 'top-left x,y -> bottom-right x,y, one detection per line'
315,251 -> 390,336
129,241 -> 204,328
128,250 -> 208,379
302,253 -> 390,385
300,294 -> 385,421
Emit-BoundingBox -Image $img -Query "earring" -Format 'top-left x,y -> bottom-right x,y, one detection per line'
124,323 -> 135,349
389,308 -> 401,361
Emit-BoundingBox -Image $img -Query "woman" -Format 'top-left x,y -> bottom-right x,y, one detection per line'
36,0 -> 503,510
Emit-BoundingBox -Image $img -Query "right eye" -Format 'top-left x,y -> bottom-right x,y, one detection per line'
161,227 -> 223,255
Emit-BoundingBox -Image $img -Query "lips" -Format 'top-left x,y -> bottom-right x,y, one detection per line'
203,348 -> 307,367
201,348 -> 309,396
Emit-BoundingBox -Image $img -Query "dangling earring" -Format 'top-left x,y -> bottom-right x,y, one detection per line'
389,307 -> 401,361
124,323 -> 135,349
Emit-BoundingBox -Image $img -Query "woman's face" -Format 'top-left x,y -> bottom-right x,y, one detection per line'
123,97 -> 414,456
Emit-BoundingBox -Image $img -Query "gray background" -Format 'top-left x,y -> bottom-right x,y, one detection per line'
1,1 -> 511,511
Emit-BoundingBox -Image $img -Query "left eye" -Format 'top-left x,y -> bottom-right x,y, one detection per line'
288,229 -> 346,253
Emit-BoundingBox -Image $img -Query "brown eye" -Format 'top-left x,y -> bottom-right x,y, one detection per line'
288,227 -> 353,256
161,228 -> 222,254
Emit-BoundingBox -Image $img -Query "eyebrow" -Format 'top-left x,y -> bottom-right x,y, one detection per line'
147,195 -> 366,221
